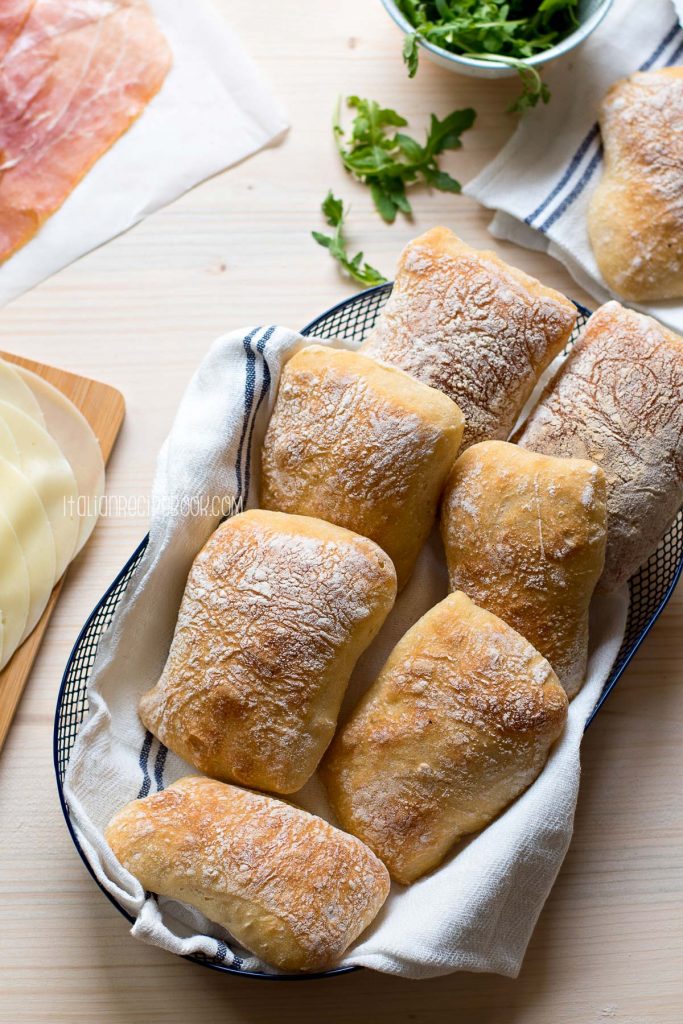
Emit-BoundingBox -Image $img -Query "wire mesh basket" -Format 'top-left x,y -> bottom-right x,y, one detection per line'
54,285 -> 683,980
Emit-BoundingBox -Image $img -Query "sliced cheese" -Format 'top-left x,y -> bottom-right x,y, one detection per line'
0,416 -> 20,465
0,458 -> 56,642
0,400 -> 79,580
14,367 -> 105,555
0,508 -> 31,670
0,357 -> 46,426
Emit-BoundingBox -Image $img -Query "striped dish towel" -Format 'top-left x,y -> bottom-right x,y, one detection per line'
465,0 -> 683,333
63,326 -> 627,978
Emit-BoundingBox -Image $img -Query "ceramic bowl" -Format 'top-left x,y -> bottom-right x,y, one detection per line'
379,0 -> 614,78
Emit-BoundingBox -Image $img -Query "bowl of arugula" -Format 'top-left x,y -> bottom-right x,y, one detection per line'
381,0 -> 613,111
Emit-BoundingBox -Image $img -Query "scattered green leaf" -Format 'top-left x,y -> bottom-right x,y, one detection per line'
462,52 -> 551,111
403,32 -> 420,77
334,96 -> 476,223
312,191 -> 388,288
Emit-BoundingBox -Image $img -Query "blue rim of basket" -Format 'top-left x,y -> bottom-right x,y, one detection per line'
52,283 -> 681,981
300,280 -> 393,337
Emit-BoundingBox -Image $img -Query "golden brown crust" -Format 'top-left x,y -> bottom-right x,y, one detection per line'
321,592 -> 568,885
515,301 -> 683,591
105,777 -> 390,973
260,345 -> 464,589
440,441 -> 606,698
139,510 -> 396,794
359,227 -> 577,450
588,67 -> 683,301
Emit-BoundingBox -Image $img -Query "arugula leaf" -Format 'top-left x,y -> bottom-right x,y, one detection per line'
403,32 -> 420,77
321,191 -> 344,225
312,191 -> 388,288
538,0 -> 579,24
423,167 -> 462,192
335,96 -> 476,223
425,109 -> 476,155
506,60 -> 551,112
463,53 -> 551,112
396,0 -> 579,111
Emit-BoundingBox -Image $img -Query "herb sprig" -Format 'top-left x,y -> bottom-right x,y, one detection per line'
398,0 -> 578,112
334,96 -> 476,223
312,192 -> 388,287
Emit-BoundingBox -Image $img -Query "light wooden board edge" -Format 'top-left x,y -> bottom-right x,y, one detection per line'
0,352 -> 125,750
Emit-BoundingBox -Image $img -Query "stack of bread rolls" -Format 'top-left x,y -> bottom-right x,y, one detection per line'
106,228 -> 683,973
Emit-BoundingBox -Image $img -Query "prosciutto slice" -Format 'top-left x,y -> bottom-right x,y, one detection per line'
0,0 -> 171,263
0,0 -> 34,59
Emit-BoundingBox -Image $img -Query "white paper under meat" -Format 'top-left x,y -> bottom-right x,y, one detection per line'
0,0 -> 288,306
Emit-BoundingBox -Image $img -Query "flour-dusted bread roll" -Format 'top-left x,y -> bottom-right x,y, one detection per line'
516,302 -> 683,591
588,67 -> 683,301
105,777 -> 390,973
441,441 -> 606,698
260,345 -> 464,589
322,592 -> 567,885
139,510 -> 396,794
359,228 -> 577,450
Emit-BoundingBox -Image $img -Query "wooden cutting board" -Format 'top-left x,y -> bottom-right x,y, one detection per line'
0,352 -> 125,751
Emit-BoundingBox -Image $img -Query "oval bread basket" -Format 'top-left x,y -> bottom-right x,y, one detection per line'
54,285 -> 683,980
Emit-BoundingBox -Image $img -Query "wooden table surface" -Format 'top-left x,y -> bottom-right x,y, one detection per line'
0,2 -> 681,1021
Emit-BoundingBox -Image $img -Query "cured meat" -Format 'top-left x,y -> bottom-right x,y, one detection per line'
0,0 -> 34,59
0,0 -> 171,263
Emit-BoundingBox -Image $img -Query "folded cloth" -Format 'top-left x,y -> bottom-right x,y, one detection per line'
465,0 -> 683,333
0,1 -> 287,307
63,327 -> 627,979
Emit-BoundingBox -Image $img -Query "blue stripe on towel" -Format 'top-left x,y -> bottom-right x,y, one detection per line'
136,730 -> 154,798
538,142 -> 603,231
526,20 -> 683,231
235,327 -> 264,502
639,20 -> 681,70
525,124 -> 600,227
242,326 -> 275,501
665,37 -> 683,65
153,741 -> 168,791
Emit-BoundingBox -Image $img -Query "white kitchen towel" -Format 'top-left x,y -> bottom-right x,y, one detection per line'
0,1 -> 287,307
63,326 -> 628,979
464,0 -> 683,333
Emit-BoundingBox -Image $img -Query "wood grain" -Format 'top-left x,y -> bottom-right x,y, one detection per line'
0,0 -> 680,1021
0,353 -> 124,749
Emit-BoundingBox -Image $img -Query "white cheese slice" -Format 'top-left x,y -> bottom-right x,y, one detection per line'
0,458 -> 57,643
0,417 -> 20,465
0,400 -> 80,580
0,509 -> 31,670
0,358 -> 46,426
14,367 -> 106,555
